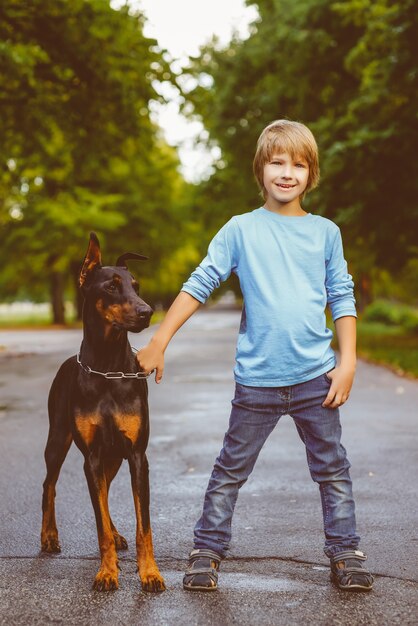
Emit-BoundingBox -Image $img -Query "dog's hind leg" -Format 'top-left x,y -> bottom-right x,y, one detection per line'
129,452 -> 166,592
84,455 -> 119,591
104,457 -> 128,551
41,429 -> 72,553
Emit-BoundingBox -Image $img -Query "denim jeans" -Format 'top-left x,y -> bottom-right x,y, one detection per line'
193,373 -> 360,559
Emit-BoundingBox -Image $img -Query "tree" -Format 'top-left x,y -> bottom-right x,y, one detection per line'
0,0 -> 187,321
321,0 -> 418,295
180,0 -> 361,228
180,0 -> 418,302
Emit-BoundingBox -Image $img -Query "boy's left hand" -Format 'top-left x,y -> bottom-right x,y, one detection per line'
322,365 -> 355,409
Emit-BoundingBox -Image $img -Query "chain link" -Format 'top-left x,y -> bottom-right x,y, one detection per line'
76,349 -> 152,380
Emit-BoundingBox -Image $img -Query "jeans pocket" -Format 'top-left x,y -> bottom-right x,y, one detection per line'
233,382 -> 274,413
324,369 -> 335,383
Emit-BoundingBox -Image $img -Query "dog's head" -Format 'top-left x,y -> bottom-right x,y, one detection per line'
79,232 -> 153,333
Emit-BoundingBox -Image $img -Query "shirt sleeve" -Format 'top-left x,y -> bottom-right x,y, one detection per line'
326,227 -> 357,321
181,218 -> 238,303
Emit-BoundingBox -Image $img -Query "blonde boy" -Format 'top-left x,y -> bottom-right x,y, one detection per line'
138,120 -> 373,592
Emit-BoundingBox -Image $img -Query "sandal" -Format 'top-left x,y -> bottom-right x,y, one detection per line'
183,548 -> 221,591
330,550 -> 374,591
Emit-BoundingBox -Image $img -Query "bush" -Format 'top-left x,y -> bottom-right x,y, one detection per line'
363,300 -> 418,333
401,310 -> 418,334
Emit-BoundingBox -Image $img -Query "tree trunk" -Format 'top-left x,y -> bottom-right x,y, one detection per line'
50,271 -> 66,325
357,273 -> 372,313
71,261 -> 84,321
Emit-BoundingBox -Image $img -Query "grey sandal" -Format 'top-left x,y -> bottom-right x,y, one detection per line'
330,550 -> 374,591
183,549 -> 221,591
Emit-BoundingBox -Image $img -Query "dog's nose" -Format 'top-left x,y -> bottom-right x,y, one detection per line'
136,305 -> 153,321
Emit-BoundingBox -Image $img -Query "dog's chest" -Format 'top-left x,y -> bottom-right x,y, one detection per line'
74,392 -> 145,455
112,411 -> 142,444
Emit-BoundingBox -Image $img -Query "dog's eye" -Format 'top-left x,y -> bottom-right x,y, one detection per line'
106,283 -> 117,292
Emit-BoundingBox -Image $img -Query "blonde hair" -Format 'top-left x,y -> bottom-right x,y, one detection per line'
253,120 -> 320,198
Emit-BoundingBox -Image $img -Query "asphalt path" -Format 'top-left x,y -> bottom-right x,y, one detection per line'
0,310 -> 417,625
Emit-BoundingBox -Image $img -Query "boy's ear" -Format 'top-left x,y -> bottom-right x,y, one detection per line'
79,232 -> 102,287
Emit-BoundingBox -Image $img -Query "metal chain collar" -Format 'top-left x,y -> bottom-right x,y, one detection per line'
76,347 -> 152,379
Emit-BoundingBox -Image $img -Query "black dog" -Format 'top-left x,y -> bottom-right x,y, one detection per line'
41,232 -> 165,592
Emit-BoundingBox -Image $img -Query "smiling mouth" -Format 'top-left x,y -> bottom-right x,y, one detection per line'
276,183 -> 296,189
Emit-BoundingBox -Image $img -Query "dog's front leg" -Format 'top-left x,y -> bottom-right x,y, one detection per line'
129,452 -> 165,592
84,455 -> 119,591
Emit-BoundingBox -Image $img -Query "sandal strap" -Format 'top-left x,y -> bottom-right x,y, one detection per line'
331,550 -> 367,563
184,567 -> 218,576
333,567 -> 374,585
337,566 -> 369,574
189,549 -> 222,564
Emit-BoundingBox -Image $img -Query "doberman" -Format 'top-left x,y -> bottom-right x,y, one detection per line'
41,232 -> 165,592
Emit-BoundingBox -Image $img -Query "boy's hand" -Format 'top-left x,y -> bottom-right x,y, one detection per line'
135,292 -> 200,384
322,365 -> 355,409
137,342 -> 164,384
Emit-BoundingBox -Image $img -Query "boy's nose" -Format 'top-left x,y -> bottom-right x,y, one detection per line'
281,166 -> 293,178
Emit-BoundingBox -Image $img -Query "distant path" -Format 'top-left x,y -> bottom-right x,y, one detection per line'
0,310 -> 417,625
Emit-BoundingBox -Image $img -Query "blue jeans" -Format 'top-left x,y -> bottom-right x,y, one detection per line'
193,373 -> 360,559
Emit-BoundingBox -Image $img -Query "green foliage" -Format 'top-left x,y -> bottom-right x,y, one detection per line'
180,0 -> 418,293
2,0 -> 417,325
0,0 -> 188,320
362,300 -> 418,333
321,0 -> 418,271
357,321 -> 418,377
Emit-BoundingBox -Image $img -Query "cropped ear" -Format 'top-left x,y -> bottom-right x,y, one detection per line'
115,252 -> 148,267
79,232 -> 102,287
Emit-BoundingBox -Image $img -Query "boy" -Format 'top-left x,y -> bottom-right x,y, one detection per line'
138,119 -> 374,592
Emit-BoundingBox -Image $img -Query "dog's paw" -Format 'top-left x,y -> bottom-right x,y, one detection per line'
41,534 -> 61,553
93,569 -> 119,591
113,533 -> 128,551
140,571 -> 166,593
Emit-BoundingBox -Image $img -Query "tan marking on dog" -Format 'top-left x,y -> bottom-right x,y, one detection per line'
75,413 -> 102,446
95,300 -> 128,339
132,491 -> 165,591
96,299 -> 132,324
79,240 -> 101,286
114,413 -> 141,444
138,530 -> 165,591
94,477 -> 119,590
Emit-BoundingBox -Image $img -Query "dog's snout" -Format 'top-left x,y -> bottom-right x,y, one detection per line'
136,305 -> 153,320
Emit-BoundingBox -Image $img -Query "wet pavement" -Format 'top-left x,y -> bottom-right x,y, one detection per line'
0,310 -> 417,625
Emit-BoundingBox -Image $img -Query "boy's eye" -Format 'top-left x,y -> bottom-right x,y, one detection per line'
295,162 -> 306,168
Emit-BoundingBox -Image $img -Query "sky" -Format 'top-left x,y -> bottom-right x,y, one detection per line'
111,0 -> 259,181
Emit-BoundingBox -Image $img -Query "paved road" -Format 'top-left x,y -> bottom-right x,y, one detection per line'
1,311 -> 417,625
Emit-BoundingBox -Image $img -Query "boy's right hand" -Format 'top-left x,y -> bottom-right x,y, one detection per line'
135,291 -> 201,384
137,342 -> 164,384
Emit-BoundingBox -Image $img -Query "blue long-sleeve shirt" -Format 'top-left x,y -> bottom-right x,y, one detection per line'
182,207 -> 356,386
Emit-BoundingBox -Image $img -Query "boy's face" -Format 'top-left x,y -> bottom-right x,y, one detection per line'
263,152 -> 309,209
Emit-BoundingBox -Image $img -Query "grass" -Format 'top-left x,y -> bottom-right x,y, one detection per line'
356,321 -> 418,379
0,314 -> 80,329
0,314 -> 61,328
